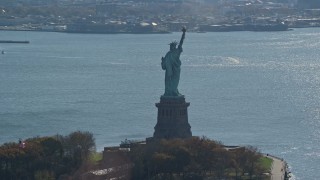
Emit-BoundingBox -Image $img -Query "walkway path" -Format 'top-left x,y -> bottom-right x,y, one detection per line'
268,155 -> 286,180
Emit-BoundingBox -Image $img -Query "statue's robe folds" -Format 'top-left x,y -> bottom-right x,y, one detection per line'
161,47 -> 183,96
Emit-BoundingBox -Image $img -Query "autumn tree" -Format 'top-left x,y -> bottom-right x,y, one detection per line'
129,137 -> 266,180
0,131 -> 96,179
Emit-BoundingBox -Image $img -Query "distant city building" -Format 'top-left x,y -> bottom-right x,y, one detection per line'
297,0 -> 320,9
0,0 -> 21,6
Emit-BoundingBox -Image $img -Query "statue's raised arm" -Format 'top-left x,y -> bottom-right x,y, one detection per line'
178,27 -> 186,49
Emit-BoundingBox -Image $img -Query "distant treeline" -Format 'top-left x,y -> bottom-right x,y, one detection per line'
0,131 -> 95,180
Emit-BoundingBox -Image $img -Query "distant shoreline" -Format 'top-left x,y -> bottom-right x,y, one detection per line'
0,40 -> 30,43
1,25 -> 320,34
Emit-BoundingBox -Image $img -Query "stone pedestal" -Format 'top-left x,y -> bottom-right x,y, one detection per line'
152,95 -> 192,139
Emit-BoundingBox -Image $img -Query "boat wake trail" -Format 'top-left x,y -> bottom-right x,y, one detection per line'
184,55 -> 242,67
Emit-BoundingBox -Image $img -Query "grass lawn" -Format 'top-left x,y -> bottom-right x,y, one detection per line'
89,152 -> 103,165
259,156 -> 273,172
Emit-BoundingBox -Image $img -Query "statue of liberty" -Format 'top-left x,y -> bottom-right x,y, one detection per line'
161,27 -> 186,97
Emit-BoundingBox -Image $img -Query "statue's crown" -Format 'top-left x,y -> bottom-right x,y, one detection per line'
169,41 -> 178,47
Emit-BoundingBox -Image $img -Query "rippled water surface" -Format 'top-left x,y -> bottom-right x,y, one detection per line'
1,29 -> 320,179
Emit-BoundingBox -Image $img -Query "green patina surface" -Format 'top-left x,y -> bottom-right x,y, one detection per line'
161,27 -> 186,97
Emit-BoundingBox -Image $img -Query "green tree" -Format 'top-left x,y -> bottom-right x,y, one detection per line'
57,130 -> 96,170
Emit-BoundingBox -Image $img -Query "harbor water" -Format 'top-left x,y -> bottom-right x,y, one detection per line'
1,29 -> 320,179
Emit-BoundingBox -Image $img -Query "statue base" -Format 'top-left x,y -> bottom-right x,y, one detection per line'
151,95 -> 192,140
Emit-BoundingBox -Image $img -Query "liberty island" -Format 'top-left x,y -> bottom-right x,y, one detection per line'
99,28 -> 288,180
2,29 -> 320,179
